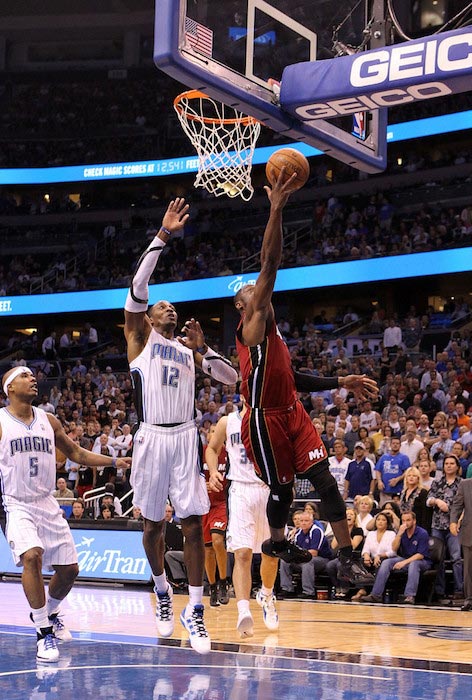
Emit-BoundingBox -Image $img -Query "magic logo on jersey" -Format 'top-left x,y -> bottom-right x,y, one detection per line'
151,343 -> 191,367
10,435 -> 53,456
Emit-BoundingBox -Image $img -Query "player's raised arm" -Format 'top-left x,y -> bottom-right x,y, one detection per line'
124,198 -> 189,362
240,169 -> 297,346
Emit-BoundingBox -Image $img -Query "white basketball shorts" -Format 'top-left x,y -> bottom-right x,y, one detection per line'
6,495 -> 78,567
226,480 -> 271,553
131,420 -> 210,522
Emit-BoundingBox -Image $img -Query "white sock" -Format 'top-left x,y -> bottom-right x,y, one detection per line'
31,605 -> 49,631
152,573 -> 168,594
260,585 -> 273,598
237,599 -> 250,615
188,585 -> 203,608
47,595 -> 62,617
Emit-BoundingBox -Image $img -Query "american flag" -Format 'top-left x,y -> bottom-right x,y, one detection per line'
185,17 -> 213,57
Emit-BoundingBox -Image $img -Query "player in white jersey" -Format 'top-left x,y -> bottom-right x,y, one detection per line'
124,197 -> 238,654
0,366 -> 131,663
206,403 -> 279,638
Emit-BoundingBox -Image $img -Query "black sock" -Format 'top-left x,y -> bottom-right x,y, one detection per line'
339,546 -> 353,562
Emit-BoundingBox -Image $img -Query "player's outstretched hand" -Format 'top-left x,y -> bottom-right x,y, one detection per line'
116,457 -> 132,469
177,317 -> 205,352
208,471 -> 224,493
161,197 -> 190,236
342,375 -> 378,401
264,166 -> 298,209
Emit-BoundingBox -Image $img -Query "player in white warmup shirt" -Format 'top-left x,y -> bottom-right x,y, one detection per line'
124,197 -> 238,654
206,402 -> 279,638
0,366 -> 131,663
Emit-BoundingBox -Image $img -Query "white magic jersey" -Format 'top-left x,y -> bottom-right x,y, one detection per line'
129,328 -> 195,424
225,411 -> 259,483
0,406 -> 56,504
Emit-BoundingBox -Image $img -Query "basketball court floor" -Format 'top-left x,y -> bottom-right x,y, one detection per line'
1,579 -> 471,699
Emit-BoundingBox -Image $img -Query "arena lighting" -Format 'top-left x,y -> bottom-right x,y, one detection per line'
0,248 -> 471,318
0,110 -> 471,185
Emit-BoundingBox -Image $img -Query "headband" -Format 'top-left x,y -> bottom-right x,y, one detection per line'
2,367 -> 33,393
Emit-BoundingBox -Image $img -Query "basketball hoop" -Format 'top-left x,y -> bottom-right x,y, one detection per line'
173,90 -> 261,201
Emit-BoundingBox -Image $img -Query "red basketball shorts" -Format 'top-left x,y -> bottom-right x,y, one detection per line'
241,400 -> 327,487
202,501 -> 228,545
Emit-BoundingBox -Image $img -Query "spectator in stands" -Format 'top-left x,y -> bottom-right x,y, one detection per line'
37,394 -> 55,414
360,510 -> 432,604
426,455 -> 464,600
53,478 -> 75,506
98,503 -> 115,520
100,491 -> 122,517
430,427 -> 455,475
383,320 -> 402,355
76,462 -> 94,500
400,422 -> 424,463
417,459 -> 435,490
59,331 -> 72,358
279,510 -> 332,599
399,467 -> 431,532
359,400 -> 382,435
130,506 -> 143,521
375,435 -> 410,506
201,401 -> 219,425
344,443 -> 376,503
41,332 -> 57,361
68,499 -> 86,521
328,439 -> 351,495
352,511 -> 396,601
356,495 -> 375,535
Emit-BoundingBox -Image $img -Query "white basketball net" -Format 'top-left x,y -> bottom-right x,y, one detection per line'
174,90 -> 261,201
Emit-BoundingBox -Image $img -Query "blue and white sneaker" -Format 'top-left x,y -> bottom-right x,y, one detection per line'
256,590 -> 279,631
155,585 -> 174,637
48,613 -> 72,642
180,604 -> 211,654
36,633 -> 59,663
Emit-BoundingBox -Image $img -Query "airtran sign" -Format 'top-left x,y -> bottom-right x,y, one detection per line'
0,528 -> 152,583
281,26 -> 472,119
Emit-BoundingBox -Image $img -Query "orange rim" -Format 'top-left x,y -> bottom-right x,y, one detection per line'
173,89 -> 259,125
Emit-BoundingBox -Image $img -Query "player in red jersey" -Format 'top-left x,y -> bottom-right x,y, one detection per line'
234,169 -> 378,585
202,427 -> 229,607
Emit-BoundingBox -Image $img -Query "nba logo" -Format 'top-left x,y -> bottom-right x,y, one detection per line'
352,112 -> 366,140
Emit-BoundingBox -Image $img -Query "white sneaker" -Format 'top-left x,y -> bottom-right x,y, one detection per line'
48,613 -> 72,642
155,585 -> 174,637
180,604 -> 211,654
236,609 -> 254,638
36,633 -> 59,663
256,590 -> 279,631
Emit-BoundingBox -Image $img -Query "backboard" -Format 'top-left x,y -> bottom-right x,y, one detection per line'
154,0 -> 388,173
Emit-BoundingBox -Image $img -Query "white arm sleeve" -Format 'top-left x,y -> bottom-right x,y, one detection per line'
201,346 -> 238,384
124,236 -> 166,313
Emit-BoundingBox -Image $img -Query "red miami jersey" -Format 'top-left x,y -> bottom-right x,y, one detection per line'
236,318 -> 297,409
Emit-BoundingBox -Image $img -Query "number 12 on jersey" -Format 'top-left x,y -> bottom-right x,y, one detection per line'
162,365 -> 180,388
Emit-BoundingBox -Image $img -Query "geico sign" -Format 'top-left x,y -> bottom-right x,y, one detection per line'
295,82 -> 451,119
350,33 -> 472,87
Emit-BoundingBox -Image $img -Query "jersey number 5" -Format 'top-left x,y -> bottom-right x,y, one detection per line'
29,457 -> 39,477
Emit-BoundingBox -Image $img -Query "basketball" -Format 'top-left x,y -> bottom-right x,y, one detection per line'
265,148 -> 310,191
